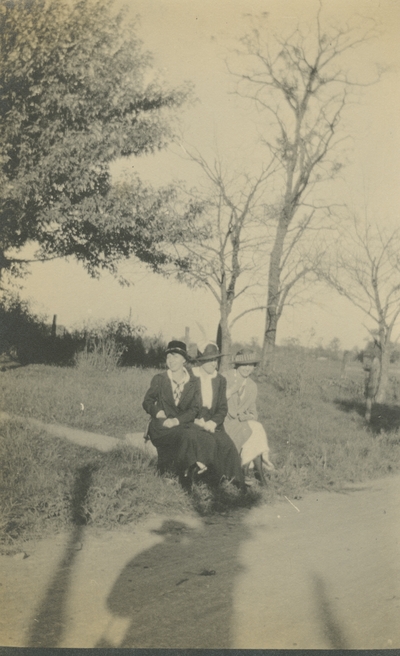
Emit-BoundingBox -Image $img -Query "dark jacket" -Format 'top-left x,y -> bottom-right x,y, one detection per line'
194,372 -> 228,430
142,371 -> 201,425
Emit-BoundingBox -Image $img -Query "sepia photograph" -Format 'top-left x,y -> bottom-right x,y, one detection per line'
0,0 -> 399,648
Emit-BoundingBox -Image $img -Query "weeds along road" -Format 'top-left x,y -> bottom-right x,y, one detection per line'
1,474 -> 399,649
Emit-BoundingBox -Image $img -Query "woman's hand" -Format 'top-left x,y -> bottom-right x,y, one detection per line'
163,417 -> 179,428
238,412 -> 251,422
194,417 -> 205,428
204,420 -> 217,433
156,410 -> 167,419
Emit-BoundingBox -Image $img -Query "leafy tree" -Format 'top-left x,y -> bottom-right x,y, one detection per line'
232,8 -> 379,369
0,0 -> 191,281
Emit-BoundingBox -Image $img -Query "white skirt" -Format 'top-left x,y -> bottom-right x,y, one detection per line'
240,420 -> 274,469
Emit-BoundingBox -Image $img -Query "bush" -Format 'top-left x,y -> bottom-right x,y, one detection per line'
0,293 -> 78,366
0,293 -> 49,364
74,336 -> 125,371
66,320 -> 167,370
0,301 -> 167,369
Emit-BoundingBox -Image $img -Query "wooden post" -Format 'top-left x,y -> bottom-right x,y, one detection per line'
216,323 -> 222,351
51,314 -> 57,338
185,326 -> 190,346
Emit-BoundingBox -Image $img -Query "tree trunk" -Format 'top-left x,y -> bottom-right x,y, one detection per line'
218,305 -> 232,372
0,248 -> 10,285
261,219 -> 287,370
376,344 -> 390,403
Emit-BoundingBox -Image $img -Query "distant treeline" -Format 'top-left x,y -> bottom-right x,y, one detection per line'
0,295 -> 167,368
2,295 -> 400,368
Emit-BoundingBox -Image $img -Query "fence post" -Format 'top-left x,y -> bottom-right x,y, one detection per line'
51,315 -> 57,338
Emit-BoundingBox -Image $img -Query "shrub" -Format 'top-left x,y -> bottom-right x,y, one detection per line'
0,293 -> 49,364
0,302 -> 168,369
71,320 -> 167,369
0,293 -> 80,366
74,336 -> 125,371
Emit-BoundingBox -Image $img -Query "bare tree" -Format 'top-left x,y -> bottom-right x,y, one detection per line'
169,148 -> 275,369
318,216 -> 400,404
232,8 -> 378,369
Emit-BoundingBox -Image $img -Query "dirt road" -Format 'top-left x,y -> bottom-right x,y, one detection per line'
1,475 -> 399,649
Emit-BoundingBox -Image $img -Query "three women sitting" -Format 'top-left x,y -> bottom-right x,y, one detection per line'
142,340 -> 271,487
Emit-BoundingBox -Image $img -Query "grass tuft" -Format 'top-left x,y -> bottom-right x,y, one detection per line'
74,337 -> 125,372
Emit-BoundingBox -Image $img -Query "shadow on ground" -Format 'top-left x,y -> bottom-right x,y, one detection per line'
25,463 -> 251,648
312,573 -> 349,649
26,464 -> 96,647
94,515 -> 250,649
335,399 -> 400,434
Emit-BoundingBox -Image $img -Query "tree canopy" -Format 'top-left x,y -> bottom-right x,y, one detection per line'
0,0 -> 191,279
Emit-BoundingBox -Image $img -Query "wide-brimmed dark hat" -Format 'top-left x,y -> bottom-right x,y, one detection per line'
166,340 -> 189,359
233,348 -> 261,366
196,342 -> 223,362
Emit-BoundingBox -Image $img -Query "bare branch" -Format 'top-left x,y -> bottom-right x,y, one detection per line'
229,305 -> 266,329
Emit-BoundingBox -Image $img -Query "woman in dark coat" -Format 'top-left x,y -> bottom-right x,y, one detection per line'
142,340 -> 200,475
188,342 -> 244,488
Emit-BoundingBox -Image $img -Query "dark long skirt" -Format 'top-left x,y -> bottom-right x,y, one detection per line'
213,429 -> 244,485
148,419 -> 244,487
178,424 -> 217,472
182,425 -> 244,486
147,418 -> 192,475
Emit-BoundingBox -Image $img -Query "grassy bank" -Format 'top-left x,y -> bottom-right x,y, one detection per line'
1,354 -> 400,546
257,356 -> 400,496
0,418 -> 194,545
0,365 -> 153,437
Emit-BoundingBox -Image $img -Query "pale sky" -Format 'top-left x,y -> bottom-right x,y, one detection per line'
16,0 -> 400,351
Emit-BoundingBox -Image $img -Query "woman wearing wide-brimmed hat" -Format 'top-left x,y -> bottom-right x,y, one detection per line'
142,340 -> 200,475
185,342 -> 244,488
224,348 -> 274,485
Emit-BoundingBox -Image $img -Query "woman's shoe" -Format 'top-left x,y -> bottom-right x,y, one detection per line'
189,463 -> 200,484
179,469 -> 192,491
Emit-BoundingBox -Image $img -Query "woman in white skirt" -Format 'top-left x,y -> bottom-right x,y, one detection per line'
224,349 -> 274,485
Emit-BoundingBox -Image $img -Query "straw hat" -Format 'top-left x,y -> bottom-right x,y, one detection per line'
233,348 -> 261,366
196,342 -> 223,362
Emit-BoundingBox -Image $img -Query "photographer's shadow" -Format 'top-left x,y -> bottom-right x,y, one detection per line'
96,516 -> 248,649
